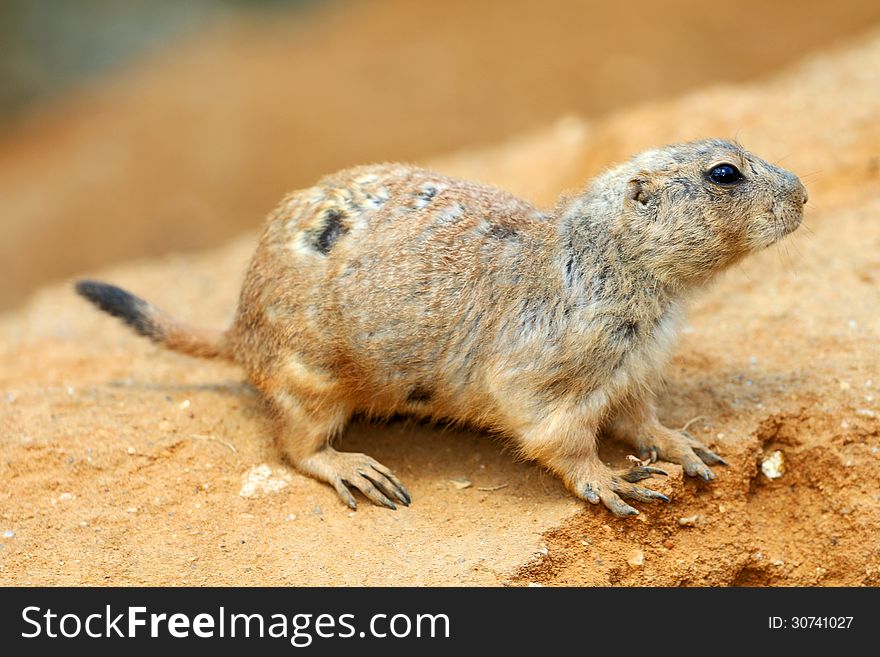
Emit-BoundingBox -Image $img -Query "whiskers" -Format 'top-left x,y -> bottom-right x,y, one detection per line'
772,213 -> 803,276
793,200 -> 816,241
796,221 -> 816,239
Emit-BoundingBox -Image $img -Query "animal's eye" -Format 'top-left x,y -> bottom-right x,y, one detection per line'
707,163 -> 742,185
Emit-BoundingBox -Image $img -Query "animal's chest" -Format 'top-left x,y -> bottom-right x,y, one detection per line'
563,302 -> 682,395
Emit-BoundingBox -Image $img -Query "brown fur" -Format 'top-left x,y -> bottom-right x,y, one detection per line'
78,139 -> 807,516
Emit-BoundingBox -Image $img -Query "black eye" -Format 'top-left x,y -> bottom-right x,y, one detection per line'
707,164 -> 742,185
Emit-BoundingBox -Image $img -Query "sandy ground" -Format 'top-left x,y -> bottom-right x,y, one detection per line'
3,0 -> 880,310
2,24 -> 880,586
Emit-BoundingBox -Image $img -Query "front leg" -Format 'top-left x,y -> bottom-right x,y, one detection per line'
514,401 -> 669,517
606,394 -> 727,481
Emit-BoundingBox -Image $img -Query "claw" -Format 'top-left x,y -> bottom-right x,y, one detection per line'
350,472 -> 397,510
332,480 -> 358,510
620,465 -> 668,483
395,485 -> 412,506
362,470 -> 409,507
370,464 -> 412,506
359,470 -> 404,507
582,485 -> 600,504
623,466 -> 668,482
693,447 -> 728,466
684,461 -> 716,481
300,448 -> 410,511
607,497 -> 639,517
611,478 -> 671,503
369,489 -> 397,510
643,489 -> 670,503
639,447 -> 659,463
626,485 -> 670,503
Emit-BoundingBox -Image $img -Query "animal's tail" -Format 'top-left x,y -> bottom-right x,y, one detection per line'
75,280 -> 233,361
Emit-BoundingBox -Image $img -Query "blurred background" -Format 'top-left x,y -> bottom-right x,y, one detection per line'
2,0 -> 880,310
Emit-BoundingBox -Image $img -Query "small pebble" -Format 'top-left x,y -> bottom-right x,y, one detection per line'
627,549 -> 645,567
179,400 -> 191,410
678,515 -> 699,527
855,408 -> 877,418
761,450 -> 785,480
527,582 -> 543,587
3,530 -> 14,539
285,514 -> 297,522
450,477 -> 472,490
127,446 -> 136,455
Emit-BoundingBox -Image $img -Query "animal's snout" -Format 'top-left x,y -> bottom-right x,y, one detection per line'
786,173 -> 808,205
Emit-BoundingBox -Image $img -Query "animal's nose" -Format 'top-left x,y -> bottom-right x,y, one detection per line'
789,176 -> 808,205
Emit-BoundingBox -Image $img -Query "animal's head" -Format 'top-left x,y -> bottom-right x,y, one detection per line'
575,139 -> 807,287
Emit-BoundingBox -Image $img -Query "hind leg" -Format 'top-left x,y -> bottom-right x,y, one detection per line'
264,384 -> 410,510
606,394 -> 727,481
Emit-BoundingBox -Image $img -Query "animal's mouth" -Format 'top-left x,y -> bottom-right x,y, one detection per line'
780,210 -> 803,237
769,203 -> 803,243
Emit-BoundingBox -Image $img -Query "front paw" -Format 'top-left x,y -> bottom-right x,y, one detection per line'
638,431 -> 727,481
576,465 -> 670,518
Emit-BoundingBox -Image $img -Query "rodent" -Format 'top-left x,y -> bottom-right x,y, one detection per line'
76,138 -> 807,517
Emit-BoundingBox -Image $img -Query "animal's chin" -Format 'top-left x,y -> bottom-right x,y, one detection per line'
781,209 -> 804,236
760,207 -> 803,248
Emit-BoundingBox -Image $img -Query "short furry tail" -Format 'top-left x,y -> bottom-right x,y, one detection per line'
75,280 -> 232,360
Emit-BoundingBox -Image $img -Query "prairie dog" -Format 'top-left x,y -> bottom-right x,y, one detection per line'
76,139 -> 807,517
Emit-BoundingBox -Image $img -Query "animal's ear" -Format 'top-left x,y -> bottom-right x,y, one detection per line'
626,176 -> 653,206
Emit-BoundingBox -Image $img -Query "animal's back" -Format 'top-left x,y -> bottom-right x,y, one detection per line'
231,163 -> 554,417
